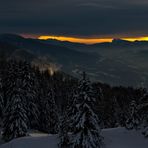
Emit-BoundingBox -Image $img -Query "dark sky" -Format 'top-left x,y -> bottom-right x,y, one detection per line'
0,0 -> 148,38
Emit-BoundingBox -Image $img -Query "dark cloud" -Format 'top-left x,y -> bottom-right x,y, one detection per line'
0,0 -> 148,37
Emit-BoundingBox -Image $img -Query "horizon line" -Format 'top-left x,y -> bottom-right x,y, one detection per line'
38,35 -> 148,44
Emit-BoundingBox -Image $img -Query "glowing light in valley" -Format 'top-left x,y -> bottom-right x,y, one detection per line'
38,35 -> 148,44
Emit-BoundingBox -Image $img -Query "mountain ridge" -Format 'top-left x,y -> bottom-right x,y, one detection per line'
1,34 -> 148,88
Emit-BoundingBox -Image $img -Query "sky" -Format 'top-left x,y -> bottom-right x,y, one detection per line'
1,0 -> 148,43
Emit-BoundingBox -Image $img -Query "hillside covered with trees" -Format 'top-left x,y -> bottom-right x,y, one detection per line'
0,58 -> 147,147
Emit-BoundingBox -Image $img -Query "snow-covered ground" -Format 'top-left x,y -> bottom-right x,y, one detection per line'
103,128 -> 148,148
0,127 -> 147,148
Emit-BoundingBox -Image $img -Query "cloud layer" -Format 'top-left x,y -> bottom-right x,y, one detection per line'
0,0 -> 148,37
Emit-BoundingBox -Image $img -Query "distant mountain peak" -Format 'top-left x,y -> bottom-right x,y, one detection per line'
0,33 -> 24,39
0,34 -> 25,45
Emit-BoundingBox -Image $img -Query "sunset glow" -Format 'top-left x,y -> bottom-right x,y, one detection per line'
38,36 -> 148,44
123,37 -> 148,42
38,36 -> 113,44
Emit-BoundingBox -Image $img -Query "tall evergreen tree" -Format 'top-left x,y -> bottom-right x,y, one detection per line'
2,78 -> 28,141
0,77 -> 4,118
0,56 -> 5,118
67,88 -> 79,132
2,60 -> 38,141
0,77 -> 4,128
39,89 -> 52,133
22,62 -> 39,128
36,72 -> 49,132
39,86 -> 59,134
71,72 -> 103,148
48,89 -> 59,134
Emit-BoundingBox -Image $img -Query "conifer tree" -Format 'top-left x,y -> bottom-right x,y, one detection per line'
48,90 -> 59,134
67,88 -> 79,132
58,111 -> 70,148
142,127 -> 148,137
39,88 -> 59,134
0,53 -> 5,117
22,62 -> 39,128
0,77 -> 4,118
126,100 -> 141,130
112,96 -> 126,127
139,92 -> 148,137
37,73 -> 49,132
71,72 -> 103,148
2,79 -> 28,141
39,89 -> 52,133
0,77 -> 4,128
141,107 -> 148,137
2,60 -> 38,141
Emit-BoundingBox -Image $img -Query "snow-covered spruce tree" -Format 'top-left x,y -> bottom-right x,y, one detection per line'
141,107 -> 148,137
48,89 -> 59,134
0,77 -> 4,118
2,78 -> 28,141
126,100 -> 141,130
4,60 -> 17,105
71,72 -> 103,148
22,61 -> 39,128
39,89 -> 52,133
2,60 -> 38,141
39,87 -> 59,134
0,53 -> 5,118
36,73 -> 49,132
67,88 -> 79,132
112,96 -> 126,127
0,77 -> 4,128
5,60 -> 38,128
139,92 -> 148,137
58,111 -> 70,148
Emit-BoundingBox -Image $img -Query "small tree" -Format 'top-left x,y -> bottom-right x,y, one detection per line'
139,92 -> 148,137
126,100 -> 141,130
112,96 -> 126,127
142,127 -> 148,137
58,112 -> 70,148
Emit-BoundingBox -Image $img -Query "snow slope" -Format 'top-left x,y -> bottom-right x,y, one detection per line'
103,128 -> 148,148
0,128 -> 147,148
0,135 -> 58,148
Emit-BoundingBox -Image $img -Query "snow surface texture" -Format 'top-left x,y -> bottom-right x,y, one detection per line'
0,128 -> 147,148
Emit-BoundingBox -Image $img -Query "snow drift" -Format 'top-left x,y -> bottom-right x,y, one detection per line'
0,128 -> 147,148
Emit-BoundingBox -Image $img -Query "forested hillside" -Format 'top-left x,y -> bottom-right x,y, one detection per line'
0,58 -> 147,146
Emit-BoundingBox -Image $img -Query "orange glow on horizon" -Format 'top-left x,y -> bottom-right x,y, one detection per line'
38,35 -> 148,44
38,36 -> 113,44
123,37 -> 148,42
